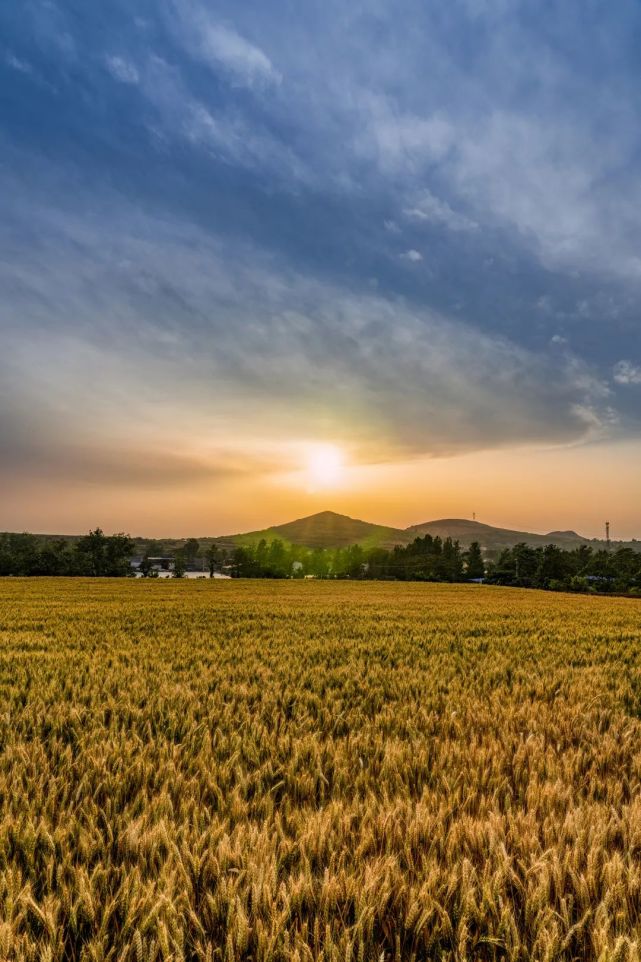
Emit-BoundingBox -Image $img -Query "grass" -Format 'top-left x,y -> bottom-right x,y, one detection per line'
1,578 -> 641,961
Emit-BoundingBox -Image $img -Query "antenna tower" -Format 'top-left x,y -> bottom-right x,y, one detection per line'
605,520 -> 611,551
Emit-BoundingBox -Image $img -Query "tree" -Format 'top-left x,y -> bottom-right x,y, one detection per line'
76,528 -> 108,576
173,550 -> 186,578
104,533 -> 136,577
139,555 -> 153,578
184,538 -> 200,566
486,543 -> 538,586
536,544 -> 568,588
231,546 -> 257,578
1,534 -> 40,575
31,539 -> 72,576
74,529 -> 133,577
439,538 -> 464,581
205,544 -> 219,578
345,544 -> 365,578
465,541 -> 485,579
267,540 -> 288,577
256,539 -> 268,569
310,547 -> 330,578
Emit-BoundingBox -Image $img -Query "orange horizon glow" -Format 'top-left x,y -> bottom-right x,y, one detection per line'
2,436 -> 640,542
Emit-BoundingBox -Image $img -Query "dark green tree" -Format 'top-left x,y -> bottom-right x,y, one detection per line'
75,530 -> 133,577
439,538 -> 465,581
231,546 -> 256,577
205,544 -> 219,578
345,544 -> 365,578
173,550 -> 186,578
183,538 -> 200,566
104,534 -> 135,577
536,544 -> 568,588
465,541 -> 485,579
75,528 -> 108,576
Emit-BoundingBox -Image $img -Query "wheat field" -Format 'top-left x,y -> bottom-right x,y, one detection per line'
1,579 -> 641,961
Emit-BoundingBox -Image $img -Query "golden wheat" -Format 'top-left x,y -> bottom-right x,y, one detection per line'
0,579 -> 640,961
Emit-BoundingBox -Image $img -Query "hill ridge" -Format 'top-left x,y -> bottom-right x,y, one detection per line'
223,510 -> 602,553
234,509 -> 405,550
218,510 -> 637,554
15,511 -> 639,555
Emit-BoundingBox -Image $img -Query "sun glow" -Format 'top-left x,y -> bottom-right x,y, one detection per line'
306,443 -> 345,488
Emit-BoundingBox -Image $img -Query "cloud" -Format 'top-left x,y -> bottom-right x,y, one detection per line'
0,181 -> 615,470
325,12 -> 641,283
198,22 -> 279,86
613,360 -> 641,385
5,52 -> 33,74
400,249 -> 423,262
0,430 -> 248,488
355,99 -> 454,176
360,104 -> 615,273
105,55 -> 139,85
403,189 -> 477,232
129,55 -> 305,182
169,3 -> 280,87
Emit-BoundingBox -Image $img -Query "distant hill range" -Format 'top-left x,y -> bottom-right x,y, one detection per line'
19,510 -> 639,556
212,510 -> 638,555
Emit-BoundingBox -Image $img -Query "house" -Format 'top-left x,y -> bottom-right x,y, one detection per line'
131,556 -> 175,576
146,556 -> 175,571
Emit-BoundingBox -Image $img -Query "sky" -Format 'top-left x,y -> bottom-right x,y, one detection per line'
1,0 -> 640,538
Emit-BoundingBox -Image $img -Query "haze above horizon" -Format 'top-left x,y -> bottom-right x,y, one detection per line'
1,1 -> 640,538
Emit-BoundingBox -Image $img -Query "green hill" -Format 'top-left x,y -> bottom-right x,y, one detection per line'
225,512 -> 628,555
406,518 -> 591,551
233,510 -> 408,550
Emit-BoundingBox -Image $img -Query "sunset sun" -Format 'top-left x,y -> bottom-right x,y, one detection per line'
306,444 -> 345,488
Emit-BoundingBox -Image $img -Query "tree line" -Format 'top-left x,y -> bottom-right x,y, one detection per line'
485,542 -> 641,594
230,535 -> 485,581
0,530 -> 134,577
2,529 -> 640,594
228,535 -> 641,594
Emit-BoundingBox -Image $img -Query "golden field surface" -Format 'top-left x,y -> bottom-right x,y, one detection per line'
1,580 -> 641,962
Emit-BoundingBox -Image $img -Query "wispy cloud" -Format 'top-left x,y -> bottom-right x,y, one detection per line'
128,54 -> 306,182
105,55 -> 139,85
5,51 -> 33,74
613,360 -> 641,385
169,2 -> 280,88
403,189 -> 477,233
197,21 -> 280,87
0,427 -> 249,488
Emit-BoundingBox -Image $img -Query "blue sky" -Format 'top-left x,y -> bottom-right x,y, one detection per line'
1,0 -> 640,533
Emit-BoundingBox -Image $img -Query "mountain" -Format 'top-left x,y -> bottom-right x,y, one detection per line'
223,511 -> 606,553
20,513 -> 638,556
406,519 -> 591,551
232,510 -> 408,550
